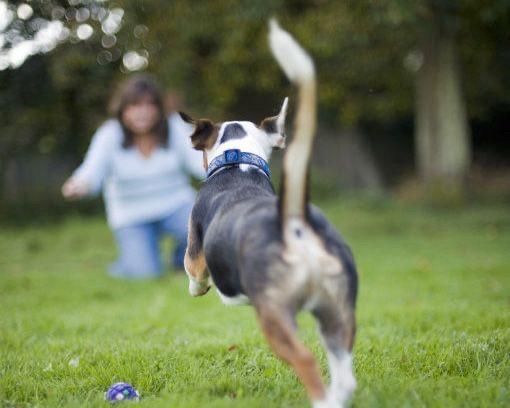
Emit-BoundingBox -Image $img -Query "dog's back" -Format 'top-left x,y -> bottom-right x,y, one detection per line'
194,164 -> 356,310
192,166 -> 276,298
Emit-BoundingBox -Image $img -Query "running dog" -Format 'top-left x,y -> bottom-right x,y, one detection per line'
180,20 -> 358,408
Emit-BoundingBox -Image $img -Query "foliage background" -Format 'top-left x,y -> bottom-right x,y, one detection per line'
0,0 -> 509,214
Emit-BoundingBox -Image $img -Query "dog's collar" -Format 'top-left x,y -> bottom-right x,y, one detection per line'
206,149 -> 271,180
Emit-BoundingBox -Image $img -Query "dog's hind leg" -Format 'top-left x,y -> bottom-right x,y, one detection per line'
313,304 -> 356,407
184,217 -> 210,296
255,303 -> 330,408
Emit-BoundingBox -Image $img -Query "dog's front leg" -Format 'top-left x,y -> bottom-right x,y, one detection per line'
184,218 -> 211,296
184,249 -> 210,296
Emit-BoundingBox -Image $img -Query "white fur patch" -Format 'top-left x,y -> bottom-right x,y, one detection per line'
215,289 -> 250,306
276,97 -> 289,133
269,19 -> 315,83
312,397 -> 338,408
206,121 -> 273,167
185,265 -> 211,297
188,277 -> 210,297
326,351 -> 356,407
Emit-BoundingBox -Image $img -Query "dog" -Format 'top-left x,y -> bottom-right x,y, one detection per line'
179,20 -> 358,408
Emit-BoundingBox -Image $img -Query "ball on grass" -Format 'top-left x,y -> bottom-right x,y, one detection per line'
104,382 -> 140,403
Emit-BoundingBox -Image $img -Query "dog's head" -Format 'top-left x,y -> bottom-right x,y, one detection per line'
180,98 -> 288,169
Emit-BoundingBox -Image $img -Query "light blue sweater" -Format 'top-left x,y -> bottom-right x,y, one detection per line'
73,114 -> 204,229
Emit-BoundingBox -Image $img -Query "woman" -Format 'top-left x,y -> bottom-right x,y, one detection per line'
62,75 -> 204,278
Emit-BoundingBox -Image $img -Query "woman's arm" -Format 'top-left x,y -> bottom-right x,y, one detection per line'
170,114 -> 206,179
62,120 -> 121,199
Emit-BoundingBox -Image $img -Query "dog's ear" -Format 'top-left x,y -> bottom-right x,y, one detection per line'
179,111 -> 195,125
260,97 -> 288,148
180,112 -> 219,150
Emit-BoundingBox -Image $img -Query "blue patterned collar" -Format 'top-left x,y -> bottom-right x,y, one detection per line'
207,149 -> 271,180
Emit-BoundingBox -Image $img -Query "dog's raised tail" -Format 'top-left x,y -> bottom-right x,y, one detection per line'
269,19 -> 316,223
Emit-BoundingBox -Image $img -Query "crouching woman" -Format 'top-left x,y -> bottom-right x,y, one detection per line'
62,75 -> 203,278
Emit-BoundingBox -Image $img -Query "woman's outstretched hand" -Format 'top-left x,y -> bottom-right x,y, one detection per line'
61,177 -> 90,200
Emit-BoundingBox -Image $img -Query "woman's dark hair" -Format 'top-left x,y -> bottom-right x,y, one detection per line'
109,74 -> 169,149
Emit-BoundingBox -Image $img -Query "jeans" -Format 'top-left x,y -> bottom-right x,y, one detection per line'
108,201 -> 192,279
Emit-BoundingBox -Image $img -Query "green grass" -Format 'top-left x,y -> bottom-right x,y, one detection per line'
1,198 -> 509,407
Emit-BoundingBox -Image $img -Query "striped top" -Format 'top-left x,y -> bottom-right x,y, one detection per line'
73,113 -> 204,229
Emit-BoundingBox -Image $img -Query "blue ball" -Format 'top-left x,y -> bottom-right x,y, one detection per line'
104,382 -> 140,403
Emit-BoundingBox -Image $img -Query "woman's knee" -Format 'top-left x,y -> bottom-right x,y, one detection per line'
112,224 -> 161,278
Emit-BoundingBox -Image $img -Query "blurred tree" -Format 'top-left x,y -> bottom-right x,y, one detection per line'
365,0 -> 510,194
0,0 -> 126,197
414,4 -> 471,193
1,0 -> 509,202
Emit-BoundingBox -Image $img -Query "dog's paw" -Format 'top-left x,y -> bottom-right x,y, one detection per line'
313,391 -> 353,408
312,395 -> 339,408
188,278 -> 211,297
327,379 -> 356,408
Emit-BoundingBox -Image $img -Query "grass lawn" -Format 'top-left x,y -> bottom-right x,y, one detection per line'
1,198 -> 509,407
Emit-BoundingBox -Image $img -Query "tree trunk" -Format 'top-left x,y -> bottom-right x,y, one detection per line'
313,127 -> 382,191
415,24 -> 471,196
